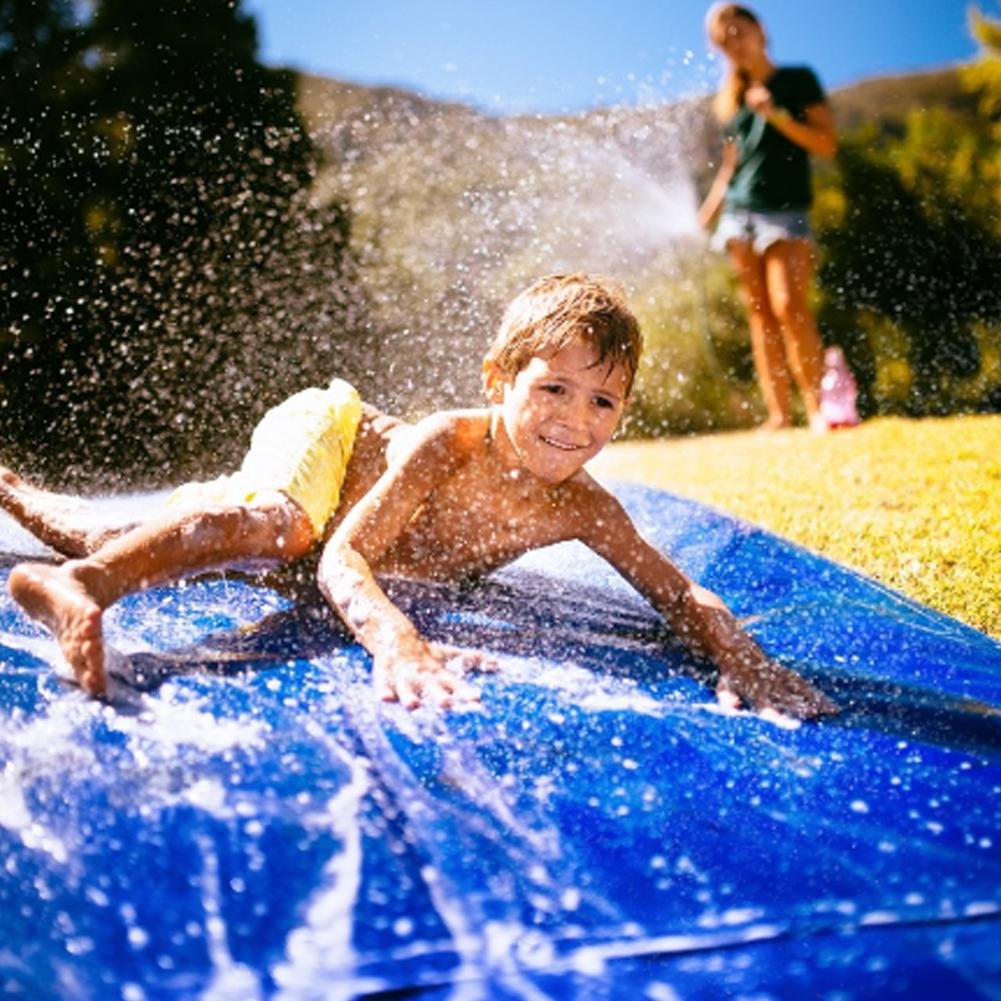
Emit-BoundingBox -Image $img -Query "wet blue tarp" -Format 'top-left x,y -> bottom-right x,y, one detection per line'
0,483 -> 998,1000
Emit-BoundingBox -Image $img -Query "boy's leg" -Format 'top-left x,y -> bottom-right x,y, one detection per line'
0,466 -> 135,558
7,494 -> 315,696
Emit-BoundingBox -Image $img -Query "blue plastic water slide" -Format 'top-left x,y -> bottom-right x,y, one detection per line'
0,484 -> 998,999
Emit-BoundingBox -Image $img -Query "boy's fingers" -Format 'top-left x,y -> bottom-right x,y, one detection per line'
431,668 -> 459,695
399,677 -> 422,710
775,676 -> 838,719
426,682 -> 453,709
373,662 -> 397,702
717,665 -> 837,722
806,690 -> 840,718
403,663 -> 463,710
433,645 -> 498,675
715,678 -> 743,712
454,652 -> 495,674
374,654 -> 484,713
427,668 -> 479,707
469,652 -> 499,673
390,664 -> 423,709
777,689 -> 838,721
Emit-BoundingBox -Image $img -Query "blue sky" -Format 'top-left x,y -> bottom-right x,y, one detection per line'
242,0 -> 992,114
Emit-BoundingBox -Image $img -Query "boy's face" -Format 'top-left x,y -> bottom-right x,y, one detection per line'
487,338 -> 629,484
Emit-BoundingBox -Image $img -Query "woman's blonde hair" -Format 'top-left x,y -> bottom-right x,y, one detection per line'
484,273 -> 643,394
705,2 -> 763,122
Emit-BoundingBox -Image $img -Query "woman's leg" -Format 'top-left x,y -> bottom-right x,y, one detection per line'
7,494 -> 315,695
727,241 -> 793,428
763,240 -> 827,430
0,466 -> 137,557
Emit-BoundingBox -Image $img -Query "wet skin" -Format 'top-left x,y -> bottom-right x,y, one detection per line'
321,341 -> 837,718
318,339 -> 633,708
8,563 -> 106,695
4,340 -> 837,718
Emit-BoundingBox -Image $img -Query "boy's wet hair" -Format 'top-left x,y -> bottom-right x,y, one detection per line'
485,273 -> 643,393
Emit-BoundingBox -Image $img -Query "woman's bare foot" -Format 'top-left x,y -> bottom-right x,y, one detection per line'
757,414 -> 793,433
809,412 -> 831,434
7,562 -> 108,695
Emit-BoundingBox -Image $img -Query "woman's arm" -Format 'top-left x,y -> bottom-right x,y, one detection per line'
697,140 -> 739,230
745,84 -> 838,158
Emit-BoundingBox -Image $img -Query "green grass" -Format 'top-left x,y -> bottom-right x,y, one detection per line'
590,415 -> 1001,640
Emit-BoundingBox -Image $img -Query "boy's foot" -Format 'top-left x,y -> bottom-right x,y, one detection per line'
8,563 -> 107,695
0,465 -> 23,487
0,467 -> 120,558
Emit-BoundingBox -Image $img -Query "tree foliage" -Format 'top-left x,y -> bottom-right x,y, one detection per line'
0,0 -> 358,486
813,6 -> 1001,416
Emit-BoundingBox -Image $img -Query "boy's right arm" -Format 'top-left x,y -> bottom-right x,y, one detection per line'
317,415 -> 489,709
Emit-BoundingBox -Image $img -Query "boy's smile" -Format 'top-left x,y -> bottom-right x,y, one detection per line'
488,339 -> 629,484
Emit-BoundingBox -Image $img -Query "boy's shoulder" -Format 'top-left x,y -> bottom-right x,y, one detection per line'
413,407 -> 490,449
386,408 -> 491,469
555,474 -> 647,561
557,470 -> 633,528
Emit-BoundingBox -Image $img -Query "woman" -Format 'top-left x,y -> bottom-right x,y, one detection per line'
698,3 -> 837,431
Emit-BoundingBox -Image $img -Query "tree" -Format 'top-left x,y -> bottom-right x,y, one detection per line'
814,10 -> 1001,416
0,0 -> 358,486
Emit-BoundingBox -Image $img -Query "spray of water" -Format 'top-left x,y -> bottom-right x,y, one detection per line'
302,78 -> 709,413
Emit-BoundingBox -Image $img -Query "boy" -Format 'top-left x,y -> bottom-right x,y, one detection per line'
3,274 -> 836,718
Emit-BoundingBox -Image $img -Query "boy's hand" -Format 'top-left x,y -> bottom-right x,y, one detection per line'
716,651 -> 839,721
373,639 -> 497,710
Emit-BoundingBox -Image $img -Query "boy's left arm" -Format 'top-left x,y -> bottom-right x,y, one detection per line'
579,489 -> 838,720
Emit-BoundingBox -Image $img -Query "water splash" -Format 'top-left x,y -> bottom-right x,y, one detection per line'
304,80 -> 708,411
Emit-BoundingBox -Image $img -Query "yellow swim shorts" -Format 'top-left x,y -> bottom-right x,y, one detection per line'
167,378 -> 363,539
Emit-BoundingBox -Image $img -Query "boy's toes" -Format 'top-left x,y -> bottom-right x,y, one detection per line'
0,465 -> 22,487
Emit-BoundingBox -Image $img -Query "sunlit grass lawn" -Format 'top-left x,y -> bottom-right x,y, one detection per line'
591,415 -> 1001,640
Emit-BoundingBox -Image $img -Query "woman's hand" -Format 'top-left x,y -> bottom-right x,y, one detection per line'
745,87 -> 838,158
744,83 -> 775,118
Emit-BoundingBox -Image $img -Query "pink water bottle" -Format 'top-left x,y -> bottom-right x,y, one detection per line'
820,346 -> 860,428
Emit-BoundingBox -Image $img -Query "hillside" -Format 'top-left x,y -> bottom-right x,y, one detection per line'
827,65 -> 976,132
296,64 -> 972,174
290,65 -> 975,416
295,73 -> 710,411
